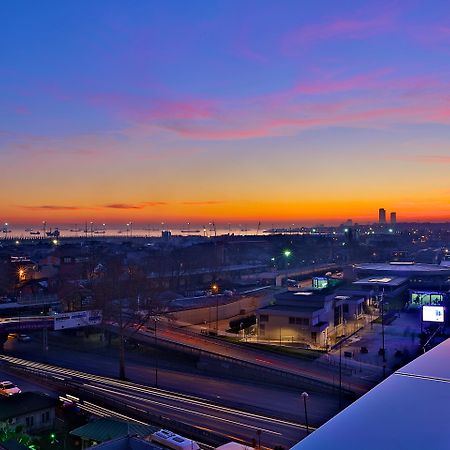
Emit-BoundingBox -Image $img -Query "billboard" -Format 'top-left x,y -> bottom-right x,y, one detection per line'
53,310 -> 102,330
422,306 -> 445,323
313,277 -> 328,289
410,291 -> 444,308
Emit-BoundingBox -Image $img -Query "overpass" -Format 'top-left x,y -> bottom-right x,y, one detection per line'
0,316 -> 54,333
241,263 -> 341,286
0,310 -> 102,347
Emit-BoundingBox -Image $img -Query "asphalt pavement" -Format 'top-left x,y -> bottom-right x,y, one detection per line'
0,354 -> 308,449
2,333 -> 346,428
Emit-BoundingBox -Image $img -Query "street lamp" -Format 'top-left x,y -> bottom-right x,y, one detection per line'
301,392 -> 309,435
283,249 -> 292,270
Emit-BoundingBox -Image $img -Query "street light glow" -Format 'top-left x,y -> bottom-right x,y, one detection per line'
283,250 -> 291,257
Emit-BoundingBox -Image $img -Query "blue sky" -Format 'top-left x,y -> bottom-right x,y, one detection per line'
1,0 -> 450,224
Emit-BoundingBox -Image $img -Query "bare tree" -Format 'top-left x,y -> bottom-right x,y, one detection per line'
92,254 -> 160,380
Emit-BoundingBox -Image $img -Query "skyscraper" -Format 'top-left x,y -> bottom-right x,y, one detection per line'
390,212 -> 397,224
379,208 -> 386,224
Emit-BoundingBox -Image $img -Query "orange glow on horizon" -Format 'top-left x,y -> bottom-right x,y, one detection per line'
4,198 -> 450,226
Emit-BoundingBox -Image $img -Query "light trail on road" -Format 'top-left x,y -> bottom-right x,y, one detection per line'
0,355 -> 310,448
0,355 -> 311,430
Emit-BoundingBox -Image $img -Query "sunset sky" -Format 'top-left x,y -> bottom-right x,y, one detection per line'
1,0 -> 450,226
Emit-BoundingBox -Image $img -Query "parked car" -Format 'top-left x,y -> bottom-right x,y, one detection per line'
18,334 -> 31,342
0,381 -> 21,396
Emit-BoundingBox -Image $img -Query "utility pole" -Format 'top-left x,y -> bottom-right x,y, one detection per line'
381,288 -> 386,379
339,340 -> 342,411
154,318 -> 159,388
301,392 -> 309,435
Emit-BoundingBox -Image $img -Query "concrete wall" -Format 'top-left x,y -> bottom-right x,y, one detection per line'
170,295 -> 271,325
258,314 -> 328,347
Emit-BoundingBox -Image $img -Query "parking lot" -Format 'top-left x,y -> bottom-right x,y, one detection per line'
319,310 -> 424,379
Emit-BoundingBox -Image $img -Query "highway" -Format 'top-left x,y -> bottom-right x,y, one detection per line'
120,322 -> 376,394
0,355 -> 308,449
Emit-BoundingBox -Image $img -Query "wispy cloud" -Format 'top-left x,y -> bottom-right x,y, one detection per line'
388,154 -> 450,164
18,205 -> 89,211
159,76 -> 450,141
282,10 -> 396,54
410,24 -> 450,52
181,201 -> 225,206
104,202 -> 167,209
14,67 -> 449,145
88,93 -> 216,122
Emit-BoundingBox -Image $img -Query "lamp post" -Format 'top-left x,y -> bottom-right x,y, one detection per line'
380,289 -> 386,378
283,249 -> 291,270
211,283 -> 219,334
301,392 -> 309,435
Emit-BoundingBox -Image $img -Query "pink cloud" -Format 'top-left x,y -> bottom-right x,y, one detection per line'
282,12 -> 396,54
411,24 -> 450,50
388,154 -> 450,164
164,124 -> 276,140
291,69 -> 394,96
88,93 -> 216,122
21,68 -> 449,144
232,25 -> 269,64
13,106 -> 31,115
161,92 -> 450,141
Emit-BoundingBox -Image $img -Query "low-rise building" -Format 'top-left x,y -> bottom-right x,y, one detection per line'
0,392 -> 57,434
70,418 -> 157,449
256,290 -> 367,349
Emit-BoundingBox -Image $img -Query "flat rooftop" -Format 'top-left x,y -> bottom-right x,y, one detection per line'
275,291 -> 327,303
353,276 -> 409,287
290,338 -> 450,450
354,262 -> 450,276
259,304 -> 322,314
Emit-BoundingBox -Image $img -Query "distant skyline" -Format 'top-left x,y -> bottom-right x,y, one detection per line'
2,1 -> 450,224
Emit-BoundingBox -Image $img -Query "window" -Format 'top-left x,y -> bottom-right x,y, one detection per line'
26,416 -> 34,427
259,324 -> 265,335
42,411 -> 50,423
295,317 -> 309,326
334,306 -> 342,326
343,304 -> 349,313
289,317 -> 295,324
311,332 -> 317,342
259,314 -> 269,322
